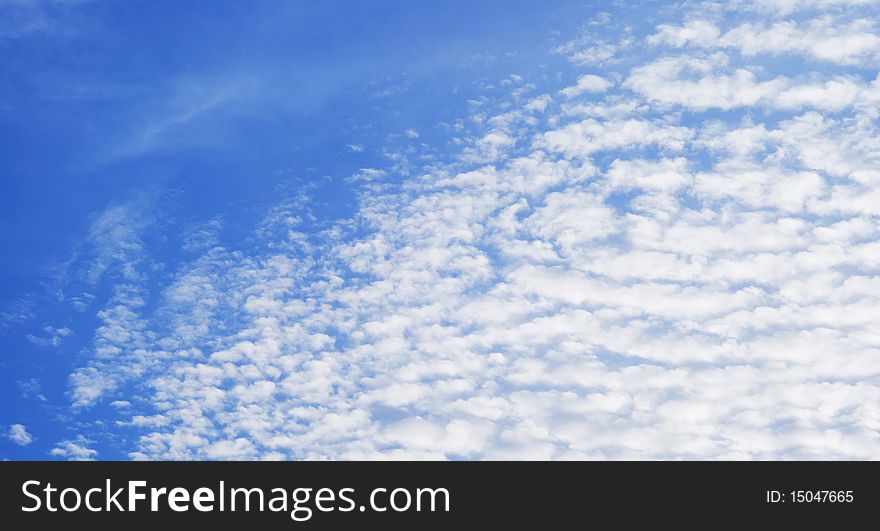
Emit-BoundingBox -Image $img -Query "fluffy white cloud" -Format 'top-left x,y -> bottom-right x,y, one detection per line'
774,78 -> 863,111
7,424 -> 33,446
625,54 -> 876,112
538,117 -> 692,157
50,435 -> 97,461
648,20 -> 721,47
560,74 -> 613,98
624,54 -> 789,110
649,15 -> 880,65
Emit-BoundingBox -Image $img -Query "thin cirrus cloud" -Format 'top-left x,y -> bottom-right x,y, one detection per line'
42,0 -> 880,459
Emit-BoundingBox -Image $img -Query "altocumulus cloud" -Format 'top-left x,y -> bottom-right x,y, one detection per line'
67,0 -> 880,459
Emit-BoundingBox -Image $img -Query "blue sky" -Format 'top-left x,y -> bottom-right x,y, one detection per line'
3,0 -> 880,460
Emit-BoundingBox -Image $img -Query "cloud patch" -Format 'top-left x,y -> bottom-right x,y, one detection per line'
6,424 -> 34,446
50,435 -> 98,461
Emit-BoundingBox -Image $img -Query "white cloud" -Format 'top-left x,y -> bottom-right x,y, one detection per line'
50,435 -> 97,460
7,424 -> 34,446
624,54 -> 788,110
625,54 -> 875,112
538,117 -> 693,157
17,378 -> 46,401
648,20 -> 721,47
25,324 -> 73,347
649,16 -> 880,65
560,75 -> 613,98
605,157 -> 692,193
462,130 -> 517,162
557,40 -> 630,66
524,94 -> 552,113
742,0 -> 880,16
181,217 -> 223,252
774,78 -> 863,111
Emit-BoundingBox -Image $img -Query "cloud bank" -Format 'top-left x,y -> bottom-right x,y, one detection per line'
61,0 -> 880,460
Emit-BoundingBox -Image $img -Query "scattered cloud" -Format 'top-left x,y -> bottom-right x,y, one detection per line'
17,378 -> 46,401
560,74 -> 614,98
50,435 -> 98,461
649,16 -> 880,65
25,324 -> 73,347
0,295 -> 36,331
6,424 -> 34,446
556,37 -> 632,66
624,53 -> 876,112
181,218 -> 224,253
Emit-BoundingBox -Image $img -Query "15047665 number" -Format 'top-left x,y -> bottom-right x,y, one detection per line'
790,490 -> 853,503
